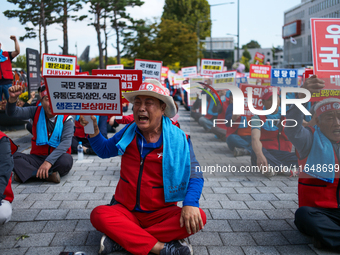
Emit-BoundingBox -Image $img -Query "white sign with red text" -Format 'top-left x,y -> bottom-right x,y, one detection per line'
42,54 -> 77,76
107,64 -> 124,70
213,71 -> 236,90
134,59 -> 162,81
200,59 -> 224,76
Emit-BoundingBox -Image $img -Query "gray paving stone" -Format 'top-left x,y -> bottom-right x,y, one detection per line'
202,193 -> 229,201
245,201 -> 275,210
202,219 -> 232,232
10,221 -> 47,235
219,182 -> 243,188
199,200 -> 222,208
52,192 -> 80,201
94,187 -> 116,193
210,209 -> 241,220
274,193 -> 298,200
228,194 -> 255,201
0,222 -> 16,236
270,200 -> 298,209
64,245 -> 102,255
251,232 -> 289,246
212,187 -> 236,194
203,181 -> 222,187
25,193 -> 54,201
12,194 -> 28,201
15,232 -> 55,247
87,180 -> 110,187
264,209 -> 295,220
207,246 -> 244,255
202,209 -> 212,220
11,209 -> 40,221
261,180 -> 287,187
75,220 -> 96,232
192,246 -> 209,255
275,245 -> 317,255
0,235 -> 19,249
281,230 -> 313,245
237,210 -> 268,220
235,187 -> 260,194
66,209 -> 92,220
229,220 -> 262,232
1,247 -> 28,255
251,193 -> 279,201
80,175 -> 102,181
42,220 -> 78,232
35,209 -> 69,220
63,181 -> 88,187
220,201 -> 248,209
256,187 -> 283,193
220,232 -> 256,246
308,244 -> 339,255
280,186 -> 298,193
20,186 -> 49,194
240,181 -> 264,187
94,170 -> 115,176
85,230 -> 102,245
188,232 -> 223,245
60,200 -> 88,209
31,200 -> 61,209
25,246 -> 64,255
51,231 -> 88,246
86,200 -> 108,209
242,246 -> 280,255
257,220 -> 294,231
11,200 -> 34,209
45,186 -> 72,193
71,186 -> 96,193
78,192 -> 105,200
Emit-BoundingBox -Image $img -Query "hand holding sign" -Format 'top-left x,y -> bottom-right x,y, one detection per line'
302,75 -> 325,94
79,115 -> 99,137
8,85 -> 23,103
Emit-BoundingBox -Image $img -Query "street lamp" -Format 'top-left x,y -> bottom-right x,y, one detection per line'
209,2 -> 235,58
226,33 -> 238,63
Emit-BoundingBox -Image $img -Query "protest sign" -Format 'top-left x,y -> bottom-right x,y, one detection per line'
200,59 -> 224,76
249,64 -> 271,79
239,84 -> 265,116
254,52 -> 265,64
182,66 -> 197,77
107,64 -> 124,70
26,48 -> 41,103
271,68 -> 298,87
134,59 -> 162,81
77,72 -> 89,76
311,18 -> 340,90
213,71 -> 236,90
42,54 -> 77,76
44,76 -> 122,115
92,69 -> 142,103
161,67 -> 169,83
236,77 -> 248,87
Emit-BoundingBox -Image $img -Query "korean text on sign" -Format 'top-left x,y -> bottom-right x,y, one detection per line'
249,64 -> 271,79
42,54 -> 77,76
182,66 -> 197,77
200,59 -> 224,76
44,76 -> 122,115
239,84 -> 264,116
134,59 -> 162,81
311,18 -> 340,90
271,69 -> 298,87
213,71 -> 236,90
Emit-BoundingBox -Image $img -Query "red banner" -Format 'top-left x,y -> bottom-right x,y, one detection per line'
254,52 -> 265,64
249,64 -> 271,79
239,84 -> 265,116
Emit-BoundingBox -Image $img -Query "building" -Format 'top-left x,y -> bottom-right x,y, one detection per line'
283,0 -> 340,68
202,37 -> 234,69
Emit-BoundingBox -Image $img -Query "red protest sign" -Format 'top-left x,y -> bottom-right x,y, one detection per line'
92,69 -> 142,103
311,18 -> 340,89
161,67 -> 169,78
239,84 -> 265,116
254,52 -> 265,64
249,64 -> 271,79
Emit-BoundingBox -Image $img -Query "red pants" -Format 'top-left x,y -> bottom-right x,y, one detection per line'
90,204 -> 207,255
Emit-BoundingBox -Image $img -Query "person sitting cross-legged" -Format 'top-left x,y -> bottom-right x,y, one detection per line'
82,79 -> 206,255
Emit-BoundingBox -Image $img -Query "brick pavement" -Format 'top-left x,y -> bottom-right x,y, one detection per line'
0,106 -> 338,255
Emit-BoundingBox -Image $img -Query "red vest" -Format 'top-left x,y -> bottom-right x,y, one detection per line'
74,120 -> 85,138
0,131 -> 18,203
115,135 -> 178,211
31,106 -> 71,156
0,52 -> 13,80
298,127 -> 340,208
215,100 -> 229,131
259,116 -> 292,152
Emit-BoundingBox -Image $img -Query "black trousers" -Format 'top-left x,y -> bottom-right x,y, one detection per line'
13,152 -> 73,183
295,206 -> 340,250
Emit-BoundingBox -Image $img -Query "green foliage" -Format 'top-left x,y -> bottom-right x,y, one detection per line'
242,48 -> 251,60
162,0 -> 211,40
13,54 -> 27,71
242,40 -> 261,49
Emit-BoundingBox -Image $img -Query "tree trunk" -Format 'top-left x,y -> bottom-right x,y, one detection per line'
39,17 -> 42,60
96,4 -> 104,69
114,10 -> 120,64
104,10 -> 108,67
41,1 -> 48,53
63,0 -> 68,55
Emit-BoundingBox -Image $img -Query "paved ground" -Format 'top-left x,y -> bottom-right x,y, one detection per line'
0,105 -> 338,255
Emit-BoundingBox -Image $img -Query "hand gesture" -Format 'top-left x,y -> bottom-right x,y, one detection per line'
257,154 -> 268,172
79,115 -> 100,138
302,75 -> 325,94
180,206 -> 204,234
8,85 -> 22,103
36,161 -> 52,179
10,35 -> 17,41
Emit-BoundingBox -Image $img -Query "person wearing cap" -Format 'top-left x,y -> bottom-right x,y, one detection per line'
83,79 -> 206,255
5,85 -> 73,183
251,87 -> 298,175
225,93 -> 253,157
0,36 -> 20,103
0,131 -> 17,224
285,76 -> 340,250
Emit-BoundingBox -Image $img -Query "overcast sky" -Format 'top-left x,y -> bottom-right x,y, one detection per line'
0,0 -> 301,60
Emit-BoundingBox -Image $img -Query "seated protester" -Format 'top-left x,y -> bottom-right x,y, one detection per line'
190,94 -> 202,122
225,94 -> 252,157
210,90 -> 230,140
0,131 -> 17,224
285,76 -> 340,250
83,79 -> 206,255
181,79 -> 190,111
251,87 -> 298,176
6,85 -> 73,183
107,115 -> 120,133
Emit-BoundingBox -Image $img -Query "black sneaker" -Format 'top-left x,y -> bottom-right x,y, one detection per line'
160,239 -> 193,255
98,234 -> 124,255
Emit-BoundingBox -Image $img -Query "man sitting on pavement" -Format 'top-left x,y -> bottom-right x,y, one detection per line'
0,131 -> 17,224
83,79 -> 206,255
251,87 -> 298,175
5,85 -> 73,183
285,76 -> 340,251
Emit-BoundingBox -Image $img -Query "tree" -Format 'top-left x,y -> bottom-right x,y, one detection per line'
4,0 -> 56,56
162,0 -> 211,40
12,54 -> 27,71
54,0 -> 87,55
110,0 -> 144,64
242,40 -> 261,49
242,48 -> 251,60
